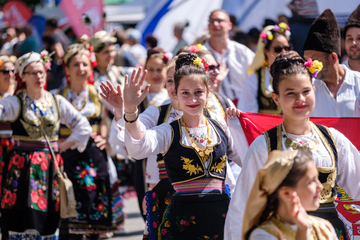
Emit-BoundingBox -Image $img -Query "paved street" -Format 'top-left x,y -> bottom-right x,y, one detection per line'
113,197 -> 145,240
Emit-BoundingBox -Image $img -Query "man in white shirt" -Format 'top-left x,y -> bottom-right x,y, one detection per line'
303,9 -> 360,117
342,5 -> 360,73
204,9 -> 254,106
0,28 -> 18,55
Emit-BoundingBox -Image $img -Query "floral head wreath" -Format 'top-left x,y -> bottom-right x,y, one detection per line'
78,35 -> 97,68
40,50 -> 54,71
193,57 -> 209,71
188,44 -> 207,53
304,58 -> 323,78
259,22 -> 291,45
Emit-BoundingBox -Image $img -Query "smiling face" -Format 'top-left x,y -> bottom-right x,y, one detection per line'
145,56 -> 166,87
345,27 -> 360,61
176,75 -> 209,116
272,73 -> 315,122
0,62 -> 15,90
22,62 -> 47,91
66,53 -> 92,84
293,161 -> 323,211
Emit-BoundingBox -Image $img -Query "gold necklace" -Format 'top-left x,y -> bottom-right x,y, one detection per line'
181,116 -> 214,162
282,123 -> 320,153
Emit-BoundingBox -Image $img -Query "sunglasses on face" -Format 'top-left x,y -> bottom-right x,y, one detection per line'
0,69 -> 15,74
273,45 -> 291,53
208,64 -> 220,72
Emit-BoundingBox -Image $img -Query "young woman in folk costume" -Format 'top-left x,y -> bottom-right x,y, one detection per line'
0,51 -> 92,240
0,55 -> 17,240
243,150 -> 337,240
224,51 -> 360,240
53,43 -> 124,240
101,52 -> 241,239
106,54 -> 236,239
123,47 -> 170,220
239,22 -> 291,114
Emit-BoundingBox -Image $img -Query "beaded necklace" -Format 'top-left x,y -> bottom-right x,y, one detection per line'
181,116 -> 214,162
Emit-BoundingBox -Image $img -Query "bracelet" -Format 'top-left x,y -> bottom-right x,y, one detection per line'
124,113 -> 139,123
124,109 -> 138,115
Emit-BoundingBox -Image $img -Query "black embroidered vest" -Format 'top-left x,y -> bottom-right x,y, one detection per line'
256,67 -> 281,114
264,123 -> 338,204
163,117 -> 228,185
57,85 -> 102,137
11,90 -> 60,142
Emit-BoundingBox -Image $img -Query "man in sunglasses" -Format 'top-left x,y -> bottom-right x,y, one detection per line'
303,9 -> 360,117
343,5 -> 360,73
204,9 -> 254,106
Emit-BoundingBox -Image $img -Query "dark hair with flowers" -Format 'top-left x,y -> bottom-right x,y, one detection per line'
174,53 -> 209,93
145,47 -> 172,67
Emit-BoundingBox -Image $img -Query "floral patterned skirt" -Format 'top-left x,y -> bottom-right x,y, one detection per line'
159,193 -> 229,240
143,178 -> 175,240
0,146 -> 63,237
61,139 -> 123,234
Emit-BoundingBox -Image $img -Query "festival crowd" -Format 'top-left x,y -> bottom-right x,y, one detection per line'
1,2 -> 360,240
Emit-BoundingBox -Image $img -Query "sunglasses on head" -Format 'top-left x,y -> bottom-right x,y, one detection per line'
208,64 -> 220,71
0,69 -> 15,74
273,45 -> 291,53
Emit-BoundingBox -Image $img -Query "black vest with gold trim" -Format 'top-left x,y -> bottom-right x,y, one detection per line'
11,90 -> 60,142
57,85 -> 102,137
256,67 -> 281,114
264,123 -> 338,204
163,117 -> 228,185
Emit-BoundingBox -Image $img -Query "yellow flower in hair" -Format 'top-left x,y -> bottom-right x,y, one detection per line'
308,66 -> 316,74
193,57 -> 202,66
312,60 -> 323,72
279,22 -> 288,29
9,56 -> 17,63
197,44 -> 203,50
267,34 -> 273,41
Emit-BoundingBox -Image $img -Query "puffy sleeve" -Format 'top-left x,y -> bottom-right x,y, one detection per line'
125,121 -> 172,159
355,95 -> 360,117
330,128 -> 360,199
56,95 -> 92,153
0,96 -> 20,121
110,105 -> 159,146
224,135 -> 268,240
238,73 -> 259,112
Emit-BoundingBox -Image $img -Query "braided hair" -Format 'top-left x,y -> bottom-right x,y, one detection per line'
270,51 -> 311,95
174,53 -> 209,93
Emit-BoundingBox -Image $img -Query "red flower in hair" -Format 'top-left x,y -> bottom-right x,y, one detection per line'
188,45 -> 200,53
204,63 -> 209,71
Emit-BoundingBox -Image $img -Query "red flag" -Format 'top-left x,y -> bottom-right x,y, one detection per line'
239,112 -> 360,150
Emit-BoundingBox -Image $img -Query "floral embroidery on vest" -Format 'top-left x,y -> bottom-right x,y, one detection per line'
210,155 -> 226,174
181,156 -> 203,176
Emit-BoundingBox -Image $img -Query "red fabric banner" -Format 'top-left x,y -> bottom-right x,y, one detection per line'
2,1 -> 33,27
239,112 -> 360,150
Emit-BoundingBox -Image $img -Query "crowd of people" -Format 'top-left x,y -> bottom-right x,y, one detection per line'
0,2 -> 360,240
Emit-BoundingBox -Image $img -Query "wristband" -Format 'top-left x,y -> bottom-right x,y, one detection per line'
124,109 -> 138,115
124,113 -> 139,123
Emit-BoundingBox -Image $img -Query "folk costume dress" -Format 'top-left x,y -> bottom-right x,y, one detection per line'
110,99 -> 236,240
238,67 -> 281,114
224,122 -> 360,240
125,115 -> 241,240
0,89 -> 91,240
55,84 -> 124,235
